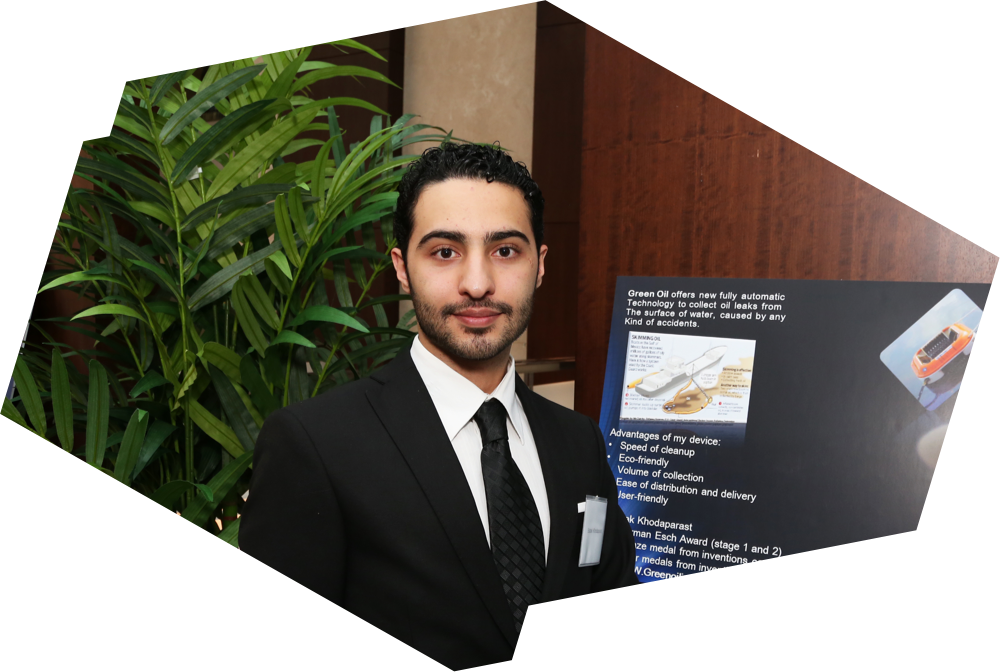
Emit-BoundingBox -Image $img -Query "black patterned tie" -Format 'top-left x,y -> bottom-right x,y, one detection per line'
473,398 -> 546,633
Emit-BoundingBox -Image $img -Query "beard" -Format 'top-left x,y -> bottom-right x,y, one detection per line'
410,281 -> 535,362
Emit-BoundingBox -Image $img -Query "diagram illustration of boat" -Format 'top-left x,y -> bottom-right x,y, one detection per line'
628,346 -> 727,398
911,322 -> 974,383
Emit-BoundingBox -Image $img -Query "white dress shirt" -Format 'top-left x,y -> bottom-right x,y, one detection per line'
410,334 -> 551,561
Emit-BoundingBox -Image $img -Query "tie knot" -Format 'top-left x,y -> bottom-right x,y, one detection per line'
473,398 -> 509,444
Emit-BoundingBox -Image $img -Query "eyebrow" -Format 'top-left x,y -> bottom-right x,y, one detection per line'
416,229 -> 531,248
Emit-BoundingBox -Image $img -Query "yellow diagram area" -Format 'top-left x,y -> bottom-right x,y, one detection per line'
662,357 -> 754,415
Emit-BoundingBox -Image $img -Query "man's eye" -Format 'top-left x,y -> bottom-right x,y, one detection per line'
497,246 -> 515,258
436,248 -> 454,259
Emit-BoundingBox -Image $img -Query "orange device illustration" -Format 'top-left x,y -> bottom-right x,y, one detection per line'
911,322 -> 974,379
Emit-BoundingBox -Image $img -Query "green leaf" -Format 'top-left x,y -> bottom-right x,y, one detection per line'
113,409 -> 149,486
149,70 -> 190,106
273,193 -> 301,267
174,363 -> 199,405
113,110 -> 155,143
169,98 -> 279,187
189,399 -> 244,458
85,360 -> 111,467
289,305 -> 369,333
201,63 -> 222,89
76,157 -> 171,210
330,38 -> 387,62
326,128 -> 404,207
264,47 -> 311,100
263,258 -> 290,296
124,257 -> 181,302
207,364 -> 259,454
240,355 -> 279,418
240,273 -> 280,330
204,106 -> 316,201
310,136 -> 338,215
181,74 -> 201,93
182,183 -> 298,233
50,349 -> 74,452
358,293 -> 411,310
328,106 -> 346,166
185,217 -> 220,277
324,200 -> 396,244
131,420 -> 177,481
296,60 -> 330,73
304,245 -> 372,278
128,201 -> 175,227
201,342 -> 242,384
103,129 -> 162,168
187,240 -> 284,311
158,64 -> 267,145
217,517 -> 241,547
122,204 -> 179,258
282,138 -> 327,156
232,280 -> 270,354
36,271 -> 126,294
130,370 -> 170,398
287,186 -> 310,241
12,356 -> 46,436
116,97 -> 152,132
151,480 -> 213,510
233,378 -> 265,429
268,330 -> 316,349
293,64 -> 398,93
72,304 -> 147,324
359,191 -> 400,208
253,162 -> 299,186
269,250 -> 293,279
287,347 -> 313,404
331,263 -> 352,308
181,451 -> 253,527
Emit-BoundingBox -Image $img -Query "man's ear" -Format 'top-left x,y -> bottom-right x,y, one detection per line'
391,247 -> 410,293
535,244 -> 548,289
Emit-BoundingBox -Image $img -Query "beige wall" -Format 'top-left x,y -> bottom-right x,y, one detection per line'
399,4 -> 538,361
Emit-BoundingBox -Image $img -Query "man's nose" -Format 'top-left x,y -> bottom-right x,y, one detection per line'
458,251 -> 495,300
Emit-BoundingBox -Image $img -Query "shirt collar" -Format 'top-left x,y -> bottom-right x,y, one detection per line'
410,334 -> 524,443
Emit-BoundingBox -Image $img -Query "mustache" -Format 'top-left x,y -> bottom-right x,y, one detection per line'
441,299 -> 514,317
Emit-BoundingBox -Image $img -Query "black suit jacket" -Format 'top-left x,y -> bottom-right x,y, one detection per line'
239,348 -> 638,669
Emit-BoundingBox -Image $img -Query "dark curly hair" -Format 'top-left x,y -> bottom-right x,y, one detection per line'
393,142 -> 544,259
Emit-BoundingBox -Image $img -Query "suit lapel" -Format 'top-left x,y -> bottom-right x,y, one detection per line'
367,350 -> 519,649
516,377 -> 574,602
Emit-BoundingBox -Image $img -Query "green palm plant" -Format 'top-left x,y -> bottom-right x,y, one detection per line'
4,41 -> 459,544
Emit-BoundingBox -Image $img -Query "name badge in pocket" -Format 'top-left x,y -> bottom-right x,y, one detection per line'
577,495 -> 607,567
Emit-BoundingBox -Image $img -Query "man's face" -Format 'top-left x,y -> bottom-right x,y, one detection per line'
391,178 -> 547,366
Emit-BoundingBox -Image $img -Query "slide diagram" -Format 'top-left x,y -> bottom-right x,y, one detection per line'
620,332 -> 755,423
880,288 -> 982,411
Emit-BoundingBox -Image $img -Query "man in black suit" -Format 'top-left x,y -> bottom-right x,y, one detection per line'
239,143 -> 638,670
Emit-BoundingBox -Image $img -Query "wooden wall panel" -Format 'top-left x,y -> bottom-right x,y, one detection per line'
527,3 -> 585,383
575,27 -> 998,419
